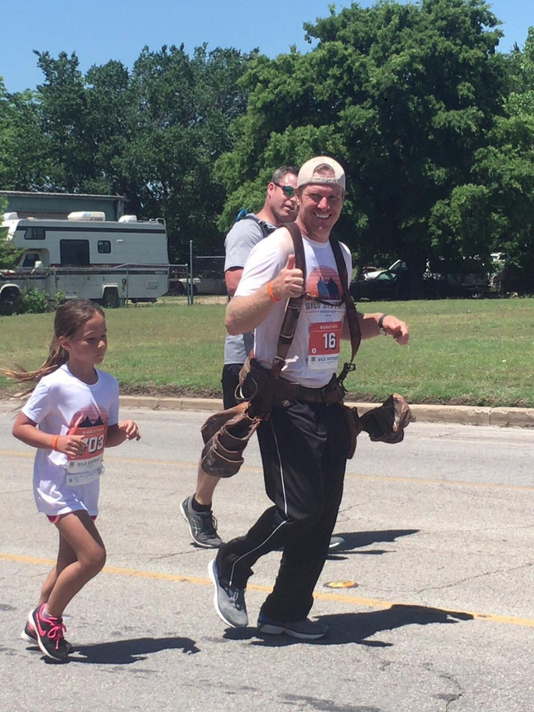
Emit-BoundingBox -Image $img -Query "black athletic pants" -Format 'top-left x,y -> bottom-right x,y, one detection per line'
216,399 -> 349,623
221,363 -> 243,410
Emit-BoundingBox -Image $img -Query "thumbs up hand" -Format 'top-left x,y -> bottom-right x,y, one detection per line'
270,253 -> 304,301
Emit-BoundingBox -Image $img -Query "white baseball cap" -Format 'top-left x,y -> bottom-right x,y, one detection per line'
297,156 -> 346,191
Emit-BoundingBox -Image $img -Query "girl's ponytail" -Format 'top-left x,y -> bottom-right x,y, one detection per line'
3,336 -> 69,384
2,299 -> 104,389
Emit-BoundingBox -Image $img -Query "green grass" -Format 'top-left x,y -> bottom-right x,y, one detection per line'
1,298 -> 533,407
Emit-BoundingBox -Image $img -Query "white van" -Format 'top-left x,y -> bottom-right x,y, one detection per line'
0,211 -> 169,308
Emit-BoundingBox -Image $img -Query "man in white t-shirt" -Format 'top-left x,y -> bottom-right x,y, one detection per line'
208,156 -> 409,639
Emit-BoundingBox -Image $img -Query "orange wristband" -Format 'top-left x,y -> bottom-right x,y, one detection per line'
267,281 -> 280,303
52,435 -> 60,451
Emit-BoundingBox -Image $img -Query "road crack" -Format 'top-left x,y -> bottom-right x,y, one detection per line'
414,560 -> 534,595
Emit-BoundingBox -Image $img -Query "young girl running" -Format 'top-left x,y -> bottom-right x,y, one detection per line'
7,299 -> 141,661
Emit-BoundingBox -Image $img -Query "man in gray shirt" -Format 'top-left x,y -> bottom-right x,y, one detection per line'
181,166 -> 299,548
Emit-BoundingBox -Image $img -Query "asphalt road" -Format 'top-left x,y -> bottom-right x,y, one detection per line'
0,403 -> 533,712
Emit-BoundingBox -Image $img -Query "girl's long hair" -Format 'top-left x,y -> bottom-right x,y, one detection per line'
3,299 -> 105,386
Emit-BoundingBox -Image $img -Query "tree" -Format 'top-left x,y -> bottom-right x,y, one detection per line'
467,28 -> 534,292
34,51 -> 95,192
3,46 -> 252,259
0,78 -> 53,190
83,60 -> 133,195
217,0 -> 508,285
115,44 -> 253,259
0,195 -> 20,269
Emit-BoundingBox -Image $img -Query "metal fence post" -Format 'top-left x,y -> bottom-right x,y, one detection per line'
189,240 -> 194,305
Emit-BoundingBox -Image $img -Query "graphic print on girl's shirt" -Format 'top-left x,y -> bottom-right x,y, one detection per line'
64,405 -> 108,486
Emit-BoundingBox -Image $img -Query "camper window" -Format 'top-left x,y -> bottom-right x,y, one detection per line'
60,239 -> 90,267
22,253 -> 41,268
97,240 -> 111,254
24,227 -> 45,240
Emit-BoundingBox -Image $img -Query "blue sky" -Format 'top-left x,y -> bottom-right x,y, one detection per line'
0,0 -> 530,93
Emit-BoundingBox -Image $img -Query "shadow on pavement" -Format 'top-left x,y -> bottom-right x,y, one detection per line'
328,529 -> 420,559
71,636 -> 200,664
225,604 -> 473,648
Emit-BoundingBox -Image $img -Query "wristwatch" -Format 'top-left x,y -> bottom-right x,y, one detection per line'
378,313 -> 388,336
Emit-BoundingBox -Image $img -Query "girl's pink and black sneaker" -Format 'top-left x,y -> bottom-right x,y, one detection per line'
21,612 -> 73,654
29,604 -> 69,661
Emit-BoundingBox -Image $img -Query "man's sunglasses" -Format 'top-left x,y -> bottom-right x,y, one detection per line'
273,182 -> 296,198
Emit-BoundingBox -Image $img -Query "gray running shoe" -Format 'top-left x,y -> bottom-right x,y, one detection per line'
328,536 -> 345,551
208,558 -> 248,628
181,496 -> 222,548
257,613 -> 329,640
278,535 -> 345,553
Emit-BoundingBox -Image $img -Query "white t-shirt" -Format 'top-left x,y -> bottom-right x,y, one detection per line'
235,227 -> 352,388
22,364 -> 120,517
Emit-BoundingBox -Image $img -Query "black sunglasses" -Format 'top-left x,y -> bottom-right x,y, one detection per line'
273,182 -> 296,198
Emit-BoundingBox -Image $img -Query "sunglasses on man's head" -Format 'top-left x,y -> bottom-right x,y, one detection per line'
273,182 -> 296,198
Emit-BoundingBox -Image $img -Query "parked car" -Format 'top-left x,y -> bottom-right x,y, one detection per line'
167,269 -> 226,296
350,260 -> 410,300
350,254 -> 503,301
195,270 -> 227,295
167,269 -> 198,296
423,256 -> 497,298
360,260 -> 406,281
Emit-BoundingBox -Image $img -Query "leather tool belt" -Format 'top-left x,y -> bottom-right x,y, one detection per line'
239,357 -> 345,410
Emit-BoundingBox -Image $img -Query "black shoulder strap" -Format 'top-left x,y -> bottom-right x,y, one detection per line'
270,227 -> 361,383
329,236 -> 361,383
271,223 -> 306,377
242,214 -> 276,238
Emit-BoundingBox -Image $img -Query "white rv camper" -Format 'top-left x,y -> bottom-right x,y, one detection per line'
0,211 -> 169,308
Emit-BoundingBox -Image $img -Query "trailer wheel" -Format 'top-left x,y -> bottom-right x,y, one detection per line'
0,288 -> 21,316
103,288 -> 120,308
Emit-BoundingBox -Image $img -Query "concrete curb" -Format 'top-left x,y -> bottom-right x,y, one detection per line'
120,395 -> 534,428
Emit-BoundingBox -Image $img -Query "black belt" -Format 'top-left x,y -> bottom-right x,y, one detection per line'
273,375 -> 345,405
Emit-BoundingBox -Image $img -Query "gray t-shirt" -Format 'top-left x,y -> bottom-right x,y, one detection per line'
224,214 -> 276,364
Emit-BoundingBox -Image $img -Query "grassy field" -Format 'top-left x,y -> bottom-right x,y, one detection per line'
1,298 -> 533,407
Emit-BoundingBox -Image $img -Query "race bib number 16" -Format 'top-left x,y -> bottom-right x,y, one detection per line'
308,321 -> 342,370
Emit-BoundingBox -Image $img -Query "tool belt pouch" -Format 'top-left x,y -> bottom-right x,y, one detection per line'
200,401 -> 250,445
200,404 -> 260,478
342,405 -> 362,460
199,358 -> 279,479
238,357 -> 278,418
359,393 -> 413,444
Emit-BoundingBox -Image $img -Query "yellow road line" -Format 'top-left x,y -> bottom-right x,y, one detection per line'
2,448 -> 533,492
2,552 -> 534,629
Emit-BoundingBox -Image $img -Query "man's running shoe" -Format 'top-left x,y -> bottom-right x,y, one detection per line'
278,535 -> 345,553
21,612 -> 74,653
29,604 -> 69,661
208,558 -> 248,628
181,495 -> 222,548
257,613 -> 329,640
328,536 -> 345,551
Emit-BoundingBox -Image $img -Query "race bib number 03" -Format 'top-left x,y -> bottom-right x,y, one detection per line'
66,423 -> 107,486
308,321 -> 342,370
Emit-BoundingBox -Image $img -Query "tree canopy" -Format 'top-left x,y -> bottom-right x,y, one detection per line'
0,44 -> 254,260
217,0 -> 509,276
0,0 -> 533,285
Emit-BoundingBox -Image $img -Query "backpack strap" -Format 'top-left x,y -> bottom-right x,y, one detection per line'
329,236 -> 361,384
241,213 -> 276,238
271,222 -> 306,377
